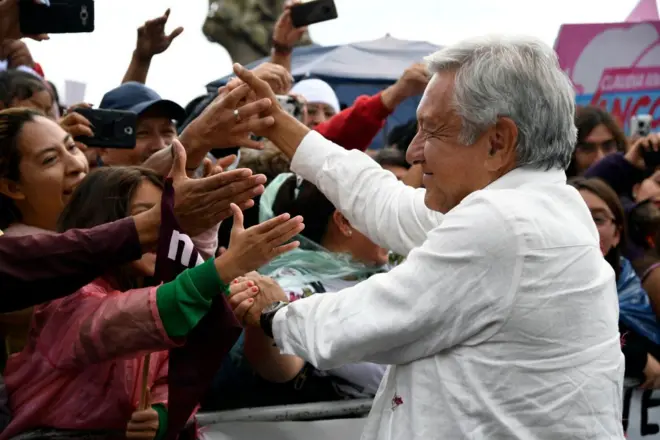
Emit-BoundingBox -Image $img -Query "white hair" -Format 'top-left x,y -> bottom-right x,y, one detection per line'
425,35 -> 577,170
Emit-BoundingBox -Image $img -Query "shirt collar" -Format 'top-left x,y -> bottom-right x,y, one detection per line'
484,167 -> 567,191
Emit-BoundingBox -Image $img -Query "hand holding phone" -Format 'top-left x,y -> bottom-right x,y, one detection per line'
72,108 -> 137,149
19,0 -> 94,35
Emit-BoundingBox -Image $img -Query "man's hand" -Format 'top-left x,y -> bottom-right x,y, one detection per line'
134,9 -> 183,62
1,39 -> 34,68
231,63 -> 310,159
168,140 -> 267,236
0,0 -> 49,42
228,273 -> 289,326
381,63 -> 430,111
272,1 -> 306,50
179,83 -> 276,155
227,62 -> 294,97
214,205 -> 305,284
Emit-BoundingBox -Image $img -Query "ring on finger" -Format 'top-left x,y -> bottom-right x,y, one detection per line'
233,109 -> 242,123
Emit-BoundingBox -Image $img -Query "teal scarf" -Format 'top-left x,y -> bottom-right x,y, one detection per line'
258,173 -> 386,289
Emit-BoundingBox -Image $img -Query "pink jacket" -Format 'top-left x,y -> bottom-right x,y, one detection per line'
1,278 -> 181,439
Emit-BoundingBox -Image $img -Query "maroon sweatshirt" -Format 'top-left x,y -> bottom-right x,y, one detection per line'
0,218 -> 142,312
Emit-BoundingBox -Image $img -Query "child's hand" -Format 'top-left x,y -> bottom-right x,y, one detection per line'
126,389 -> 160,439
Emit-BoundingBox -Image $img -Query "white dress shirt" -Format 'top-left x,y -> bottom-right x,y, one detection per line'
272,131 -> 625,439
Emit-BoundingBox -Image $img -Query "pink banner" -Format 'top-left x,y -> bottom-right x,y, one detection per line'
555,21 -> 660,131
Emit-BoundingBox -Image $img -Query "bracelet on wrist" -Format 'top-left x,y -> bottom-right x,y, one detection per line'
272,40 -> 293,55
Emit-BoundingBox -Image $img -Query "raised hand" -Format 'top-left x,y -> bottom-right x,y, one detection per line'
273,1 -> 307,50
227,62 -> 294,96
168,140 -> 267,236
381,63 -> 430,111
231,63 -> 310,157
214,204 -> 304,284
134,9 -> 183,62
179,83 -> 275,152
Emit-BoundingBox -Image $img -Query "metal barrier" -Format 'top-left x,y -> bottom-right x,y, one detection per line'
196,399 -> 373,425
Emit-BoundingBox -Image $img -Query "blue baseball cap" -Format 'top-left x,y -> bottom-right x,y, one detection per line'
99,82 -> 185,122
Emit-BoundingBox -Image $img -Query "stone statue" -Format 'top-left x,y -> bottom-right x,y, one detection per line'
203,0 -> 313,65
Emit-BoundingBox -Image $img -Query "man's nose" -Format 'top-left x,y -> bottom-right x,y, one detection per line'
406,135 -> 424,165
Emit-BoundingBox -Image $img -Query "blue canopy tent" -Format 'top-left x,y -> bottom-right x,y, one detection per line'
185,36 -> 441,150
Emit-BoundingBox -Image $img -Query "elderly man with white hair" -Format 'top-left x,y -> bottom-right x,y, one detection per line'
227,35 -> 625,439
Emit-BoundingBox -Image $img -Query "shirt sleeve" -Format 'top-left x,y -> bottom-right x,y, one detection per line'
156,258 -> 228,339
290,130 -> 442,256
0,218 -> 142,313
272,194 -> 520,368
314,93 -> 391,152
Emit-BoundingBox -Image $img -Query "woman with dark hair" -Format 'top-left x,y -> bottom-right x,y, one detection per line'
567,106 -> 627,177
570,177 -> 660,388
1,165 -> 304,440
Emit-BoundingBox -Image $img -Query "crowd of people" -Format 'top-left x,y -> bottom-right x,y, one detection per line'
2,0 -> 660,439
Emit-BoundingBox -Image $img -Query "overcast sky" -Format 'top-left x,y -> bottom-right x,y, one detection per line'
25,0 -> 640,107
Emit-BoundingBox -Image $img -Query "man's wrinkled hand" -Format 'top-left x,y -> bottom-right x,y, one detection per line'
227,62 -> 294,96
229,273 -> 288,327
168,140 -> 267,236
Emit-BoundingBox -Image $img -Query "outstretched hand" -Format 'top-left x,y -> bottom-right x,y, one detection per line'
231,63 -> 310,158
228,273 -> 288,327
179,83 -> 276,153
214,204 -> 304,284
168,140 -> 267,236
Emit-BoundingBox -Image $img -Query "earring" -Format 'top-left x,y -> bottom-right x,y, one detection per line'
347,229 -> 353,237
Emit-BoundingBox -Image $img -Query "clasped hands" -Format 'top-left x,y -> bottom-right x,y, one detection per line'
227,272 -> 289,329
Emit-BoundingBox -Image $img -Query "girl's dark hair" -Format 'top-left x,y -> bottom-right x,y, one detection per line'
628,199 -> 660,250
272,175 -> 335,245
57,166 -> 164,290
373,148 -> 410,170
567,106 -> 627,177
569,177 -> 627,278
0,108 -> 44,229
0,70 -> 47,109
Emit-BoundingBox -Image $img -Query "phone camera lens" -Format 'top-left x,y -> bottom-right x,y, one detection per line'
124,127 -> 133,135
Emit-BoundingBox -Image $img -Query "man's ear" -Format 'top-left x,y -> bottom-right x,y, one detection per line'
0,178 -> 25,201
331,210 -> 352,237
485,117 -> 518,172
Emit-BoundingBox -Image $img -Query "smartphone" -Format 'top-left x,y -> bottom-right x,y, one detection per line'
290,0 -> 338,28
276,95 -> 305,122
19,0 -> 94,35
73,108 -> 137,149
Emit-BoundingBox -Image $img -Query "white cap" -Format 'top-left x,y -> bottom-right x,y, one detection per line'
291,78 -> 340,114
